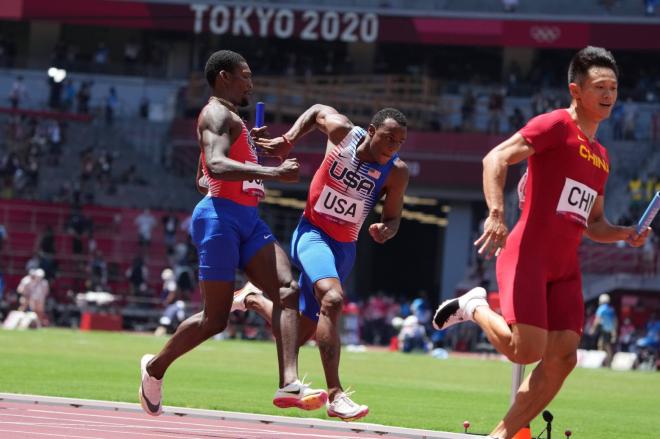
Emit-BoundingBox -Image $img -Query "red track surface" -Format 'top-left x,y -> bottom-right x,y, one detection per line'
0,400 -> 405,439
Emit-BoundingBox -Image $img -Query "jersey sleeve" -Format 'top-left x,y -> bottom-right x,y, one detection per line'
519,111 -> 567,155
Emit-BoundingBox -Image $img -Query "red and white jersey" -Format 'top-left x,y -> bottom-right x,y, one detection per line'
201,122 -> 265,207
515,109 -> 610,249
303,126 -> 398,242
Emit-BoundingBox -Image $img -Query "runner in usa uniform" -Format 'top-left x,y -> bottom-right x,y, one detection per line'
232,104 -> 409,421
432,47 -> 651,439
138,50 -> 327,418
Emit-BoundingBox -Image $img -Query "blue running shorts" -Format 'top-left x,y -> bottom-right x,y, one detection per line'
190,196 -> 276,281
290,217 -> 356,322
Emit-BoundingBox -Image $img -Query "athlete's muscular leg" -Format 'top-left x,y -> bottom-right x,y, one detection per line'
489,330 -> 579,439
244,242 -> 299,387
245,292 -> 318,347
147,280 -> 233,379
313,277 -> 344,400
473,309 -> 547,364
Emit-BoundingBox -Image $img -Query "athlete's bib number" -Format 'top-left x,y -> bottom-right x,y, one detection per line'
314,185 -> 364,224
556,177 -> 597,227
242,161 -> 265,198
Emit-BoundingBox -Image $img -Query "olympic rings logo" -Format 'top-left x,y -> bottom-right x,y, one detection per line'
529,26 -> 561,43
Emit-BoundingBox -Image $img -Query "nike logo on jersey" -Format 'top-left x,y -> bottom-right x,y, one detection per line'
263,234 -> 272,240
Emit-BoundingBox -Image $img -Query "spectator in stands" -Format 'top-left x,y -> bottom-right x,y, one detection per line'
8,75 -> 26,109
161,211 -> 179,255
582,304 -> 598,350
154,268 -> 186,336
94,42 -> 109,67
398,315 -> 431,353
411,294 -> 432,334
35,225 -> 57,279
96,149 -> 113,192
135,208 -> 157,249
508,107 -> 526,132
23,156 -> 39,197
66,205 -> 90,255
460,90 -> 476,131
618,317 -> 636,352
139,95 -> 150,119
363,293 -> 388,345
501,0 -> 519,12
48,73 -> 63,110
124,39 -> 140,69
174,263 -> 194,300
62,79 -> 76,112
599,0 -> 617,13
76,80 -> 92,114
105,87 -> 119,125
487,90 -> 505,134
126,255 -> 149,298
593,294 -> 617,367
645,0 -> 656,16
119,164 -> 148,186
17,268 -> 49,326
47,120 -> 63,166
25,253 -> 40,273
86,250 -> 108,291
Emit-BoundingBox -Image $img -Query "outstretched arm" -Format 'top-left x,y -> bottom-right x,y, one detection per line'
254,104 -> 353,157
476,133 -> 536,258
585,196 -> 650,246
369,160 -> 409,244
285,104 -> 353,145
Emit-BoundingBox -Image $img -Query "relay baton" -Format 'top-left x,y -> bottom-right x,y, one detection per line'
255,101 -> 265,128
636,191 -> 660,234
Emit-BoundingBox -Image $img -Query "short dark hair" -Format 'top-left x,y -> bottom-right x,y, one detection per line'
568,46 -> 618,85
204,50 -> 246,88
371,107 -> 407,128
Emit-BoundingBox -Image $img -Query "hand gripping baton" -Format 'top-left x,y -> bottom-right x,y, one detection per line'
255,101 -> 265,128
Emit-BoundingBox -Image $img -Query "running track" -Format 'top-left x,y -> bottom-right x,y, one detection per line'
0,393 -> 480,439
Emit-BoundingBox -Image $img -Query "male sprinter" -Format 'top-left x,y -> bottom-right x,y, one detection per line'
234,105 -> 409,421
432,46 -> 651,438
139,50 -> 327,417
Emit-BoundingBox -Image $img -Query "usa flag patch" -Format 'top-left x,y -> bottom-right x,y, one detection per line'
368,168 -> 381,179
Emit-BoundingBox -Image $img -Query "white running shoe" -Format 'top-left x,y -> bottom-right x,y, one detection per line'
273,378 -> 328,411
326,391 -> 369,422
231,281 -> 263,312
139,354 -> 163,416
432,287 -> 488,331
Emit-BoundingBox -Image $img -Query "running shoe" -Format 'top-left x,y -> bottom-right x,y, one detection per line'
432,287 -> 488,331
273,378 -> 328,411
231,281 -> 263,312
139,354 -> 163,416
326,391 -> 369,422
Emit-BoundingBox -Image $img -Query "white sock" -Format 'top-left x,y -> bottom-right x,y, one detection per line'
464,297 -> 488,320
